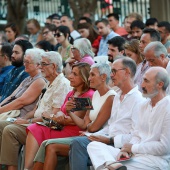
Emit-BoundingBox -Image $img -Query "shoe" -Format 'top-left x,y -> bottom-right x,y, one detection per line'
106,162 -> 127,170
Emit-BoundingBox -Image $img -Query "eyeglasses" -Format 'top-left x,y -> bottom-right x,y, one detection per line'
54,32 -> 63,37
111,68 -> 126,76
40,62 -> 53,67
23,60 -> 34,65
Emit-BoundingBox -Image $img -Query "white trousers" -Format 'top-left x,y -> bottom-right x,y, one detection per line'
87,141 -> 169,170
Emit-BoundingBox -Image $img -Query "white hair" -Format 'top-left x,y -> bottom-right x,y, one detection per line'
41,51 -> 63,73
144,41 -> 168,58
25,48 -> 44,64
73,38 -> 94,58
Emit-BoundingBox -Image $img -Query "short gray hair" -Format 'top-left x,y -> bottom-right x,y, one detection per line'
73,38 -> 94,58
25,48 -> 44,64
121,57 -> 136,77
155,71 -> 170,91
91,63 -> 111,84
41,51 -> 63,73
144,41 -> 168,58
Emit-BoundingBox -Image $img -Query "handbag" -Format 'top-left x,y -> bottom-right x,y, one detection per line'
42,116 -> 63,130
0,110 -> 20,120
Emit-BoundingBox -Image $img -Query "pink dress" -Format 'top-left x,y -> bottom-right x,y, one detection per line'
26,89 -> 94,146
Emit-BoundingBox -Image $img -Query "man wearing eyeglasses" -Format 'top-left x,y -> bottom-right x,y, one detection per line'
0,44 -> 14,96
42,24 -> 60,51
0,40 -> 33,102
69,57 -> 145,170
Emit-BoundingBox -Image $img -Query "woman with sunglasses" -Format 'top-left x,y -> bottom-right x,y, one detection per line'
24,62 -> 94,169
55,25 -> 74,66
65,38 -> 95,78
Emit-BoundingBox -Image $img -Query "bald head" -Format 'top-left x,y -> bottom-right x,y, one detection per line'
145,67 -> 169,91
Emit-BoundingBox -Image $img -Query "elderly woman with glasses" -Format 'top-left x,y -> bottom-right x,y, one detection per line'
24,62 -> 94,169
32,63 -> 116,170
0,51 -> 72,170
65,38 -> 95,77
0,48 -> 47,170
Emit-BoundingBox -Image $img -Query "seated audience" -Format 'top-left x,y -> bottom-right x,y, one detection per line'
77,23 -> 101,55
60,15 -> 80,40
107,13 -> 127,36
0,48 -> 46,118
106,36 -> 126,63
144,41 -> 170,94
33,58 -> 144,170
5,23 -> 19,44
130,20 -> 145,40
145,17 -> 158,30
36,40 -> 54,51
0,51 -> 71,170
157,21 -> 170,53
0,44 -> 14,96
51,14 -> 61,27
95,18 -> 119,56
42,24 -> 60,51
124,39 -> 144,91
88,67 -> 170,170
32,62 -> 116,170
122,12 -> 143,41
0,40 -> 33,102
55,25 -> 74,65
24,62 -> 94,169
136,28 -> 161,91
26,19 -> 43,46
78,16 -> 92,25
65,38 -> 94,77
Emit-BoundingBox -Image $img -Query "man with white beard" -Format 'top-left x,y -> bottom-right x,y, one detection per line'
87,67 -> 170,170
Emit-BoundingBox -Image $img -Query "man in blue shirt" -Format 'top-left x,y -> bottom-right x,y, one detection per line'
0,44 -> 14,95
0,40 -> 33,102
96,18 -> 119,56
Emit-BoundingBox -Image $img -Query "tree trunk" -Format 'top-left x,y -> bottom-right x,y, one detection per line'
68,0 -> 98,27
6,0 -> 28,34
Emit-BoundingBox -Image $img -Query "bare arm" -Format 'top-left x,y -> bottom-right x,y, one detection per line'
0,78 -> 45,113
87,95 -> 114,132
67,95 -> 114,132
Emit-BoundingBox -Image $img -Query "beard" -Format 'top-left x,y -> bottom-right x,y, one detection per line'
11,58 -> 24,67
142,88 -> 159,99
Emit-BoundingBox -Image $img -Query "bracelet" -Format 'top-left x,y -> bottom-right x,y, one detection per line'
109,137 -> 114,144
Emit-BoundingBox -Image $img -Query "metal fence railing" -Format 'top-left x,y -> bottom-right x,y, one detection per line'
0,0 -> 150,26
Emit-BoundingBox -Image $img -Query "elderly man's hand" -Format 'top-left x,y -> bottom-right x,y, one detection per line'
121,143 -> 132,153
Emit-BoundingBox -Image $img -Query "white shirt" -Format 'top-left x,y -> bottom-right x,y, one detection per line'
93,86 -> 145,148
70,30 -> 80,40
131,96 -> 170,169
34,73 -> 72,117
166,60 -> 170,95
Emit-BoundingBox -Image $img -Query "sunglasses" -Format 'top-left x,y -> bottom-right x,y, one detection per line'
54,32 -> 63,37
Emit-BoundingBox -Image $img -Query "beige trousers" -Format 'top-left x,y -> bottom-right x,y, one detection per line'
0,121 -> 27,165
